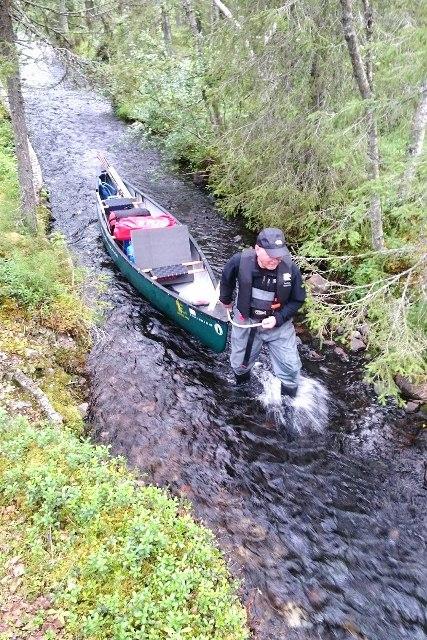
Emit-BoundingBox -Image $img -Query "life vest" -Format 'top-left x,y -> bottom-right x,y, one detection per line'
236,248 -> 293,319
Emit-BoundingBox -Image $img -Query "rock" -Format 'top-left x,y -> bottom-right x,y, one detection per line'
395,375 -> 427,401
334,346 -> 349,362
305,586 -> 329,609
56,334 -> 76,350
192,171 -> 208,186
405,401 -> 420,413
77,402 -> 88,418
305,349 -> 324,362
357,323 -> 369,337
24,348 -> 39,358
306,273 -> 330,295
233,235 -> 242,242
350,334 -> 366,352
12,562 -> 25,578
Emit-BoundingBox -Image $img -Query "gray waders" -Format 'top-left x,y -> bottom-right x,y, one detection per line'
230,308 -> 301,389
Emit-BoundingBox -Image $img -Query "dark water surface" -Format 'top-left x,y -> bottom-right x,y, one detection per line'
23,49 -> 426,640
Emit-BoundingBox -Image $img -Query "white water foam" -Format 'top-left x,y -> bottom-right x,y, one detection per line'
254,365 -> 329,433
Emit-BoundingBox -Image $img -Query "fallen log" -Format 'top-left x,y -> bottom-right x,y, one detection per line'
0,351 -> 63,425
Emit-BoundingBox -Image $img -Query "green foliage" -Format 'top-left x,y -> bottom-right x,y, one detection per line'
107,43 -> 214,167
0,412 -> 248,640
0,241 -> 69,307
0,233 -> 93,337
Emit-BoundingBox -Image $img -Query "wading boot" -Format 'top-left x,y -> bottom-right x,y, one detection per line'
235,371 -> 251,385
281,383 -> 298,399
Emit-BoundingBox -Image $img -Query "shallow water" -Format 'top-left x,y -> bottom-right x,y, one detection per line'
22,46 -> 427,640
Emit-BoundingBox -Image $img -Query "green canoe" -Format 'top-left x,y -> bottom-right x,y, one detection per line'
96,162 -> 228,353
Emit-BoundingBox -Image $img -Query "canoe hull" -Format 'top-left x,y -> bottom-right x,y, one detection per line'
100,221 -> 228,353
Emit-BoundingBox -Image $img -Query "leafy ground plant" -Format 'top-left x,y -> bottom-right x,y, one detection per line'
0,412 -> 249,640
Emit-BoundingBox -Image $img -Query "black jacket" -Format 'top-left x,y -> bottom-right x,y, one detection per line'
219,251 -> 306,327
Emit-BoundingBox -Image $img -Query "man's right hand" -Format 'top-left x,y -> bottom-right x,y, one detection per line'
220,301 -> 233,310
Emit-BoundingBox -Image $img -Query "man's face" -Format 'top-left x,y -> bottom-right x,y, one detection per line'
255,245 -> 282,270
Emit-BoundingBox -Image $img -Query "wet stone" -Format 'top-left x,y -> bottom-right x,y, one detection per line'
350,336 -> 366,352
305,585 -> 329,610
334,346 -> 350,361
405,401 -> 420,413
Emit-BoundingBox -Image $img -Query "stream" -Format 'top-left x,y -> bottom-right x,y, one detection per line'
22,47 -> 426,640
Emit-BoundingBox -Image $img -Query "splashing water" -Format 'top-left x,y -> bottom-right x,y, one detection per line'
291,375 -> 329,433
254,366 -> 329,434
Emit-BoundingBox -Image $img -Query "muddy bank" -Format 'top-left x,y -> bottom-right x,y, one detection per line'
22,48 -> 427,640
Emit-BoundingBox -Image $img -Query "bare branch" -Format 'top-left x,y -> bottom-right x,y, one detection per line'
0,352 -> 63,425
212,0 -> 241,29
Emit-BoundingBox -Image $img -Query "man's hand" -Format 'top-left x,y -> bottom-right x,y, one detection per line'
220,301 -> 233,310
261,316 -> 277,329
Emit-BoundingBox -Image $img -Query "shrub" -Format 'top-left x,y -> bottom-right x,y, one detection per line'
0,412 -> 248,640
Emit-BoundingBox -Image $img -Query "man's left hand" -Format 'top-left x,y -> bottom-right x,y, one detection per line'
261,316 -> 277,329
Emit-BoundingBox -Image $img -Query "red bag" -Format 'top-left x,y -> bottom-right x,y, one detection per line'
113,215 -> 176,241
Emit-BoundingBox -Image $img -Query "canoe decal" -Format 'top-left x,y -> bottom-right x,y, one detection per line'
176,299 -> 189,319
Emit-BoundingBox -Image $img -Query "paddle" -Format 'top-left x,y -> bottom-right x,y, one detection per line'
207,282 -> 220,312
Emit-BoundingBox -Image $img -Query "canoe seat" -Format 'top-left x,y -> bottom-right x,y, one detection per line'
103,197 -> 139,213
151,264 -> 191,283
131,225 -> 195,285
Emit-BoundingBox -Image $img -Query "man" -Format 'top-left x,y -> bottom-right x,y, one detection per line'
219,228 -> 306,397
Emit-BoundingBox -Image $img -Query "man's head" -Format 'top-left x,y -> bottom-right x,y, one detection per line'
255,228 -> 287,270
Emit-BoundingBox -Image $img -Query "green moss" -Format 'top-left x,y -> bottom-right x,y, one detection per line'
0,412 -> 249,640
0,105 -> 19,231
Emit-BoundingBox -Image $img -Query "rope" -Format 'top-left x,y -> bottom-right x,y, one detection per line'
227,309 -> 262,328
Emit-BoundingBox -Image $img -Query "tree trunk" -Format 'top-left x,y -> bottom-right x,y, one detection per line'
84,0 -> 95,28
340,0 -> 385,251
57,0 -> 69,36
181,0 -> 201,39
159,2 -> 173,55
0,0 -> 37,232
212,0 -> 241,29
399,80 -> 427,200
181,0 -> 222,129
362,0 -> 373,90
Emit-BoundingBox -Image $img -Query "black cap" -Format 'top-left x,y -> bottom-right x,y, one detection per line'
256,228 -> 287,258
